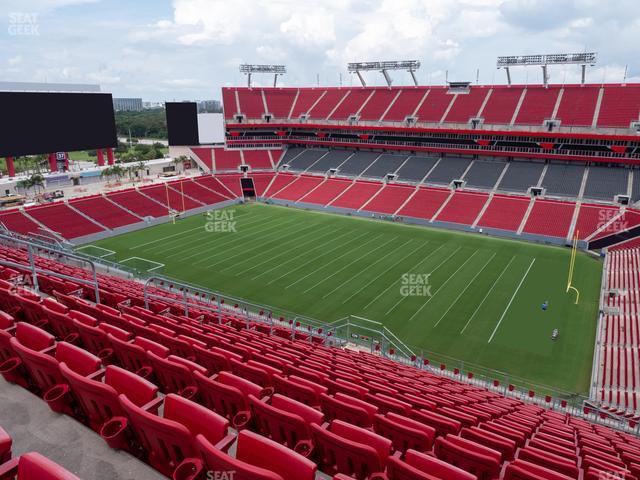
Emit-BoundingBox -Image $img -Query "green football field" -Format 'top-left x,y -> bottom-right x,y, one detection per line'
84,203 -> 602,394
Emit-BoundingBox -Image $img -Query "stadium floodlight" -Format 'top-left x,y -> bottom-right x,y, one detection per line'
239,64 -> 287,88
496,52 -> 598,86
347,60 -> 421,87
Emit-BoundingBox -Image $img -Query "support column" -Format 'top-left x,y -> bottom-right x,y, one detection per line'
48,153 -> 57,172
5,157 -> 15,177
106,148 -> 115,165
96,148 -> 105,166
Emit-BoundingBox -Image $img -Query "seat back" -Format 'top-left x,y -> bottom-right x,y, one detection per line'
73,320 -> 111,356
15,292 -> 45,325
15,322 -> 54,352
231,358 -> 272,387
55,342 -> 101,377
192,344 -> 230,374
504,459 -> 575,480
320,393 -> 373,428
108,334 -> 151,373
249,394 -> 313,451
42,306 -> 76,341
386,449 -> 477,480
146,352 -> 196,394
16,452 -> 81,480
373,412 -> 435,454
118,394 -> 197,477
273,375 -> 320,407
310,423 -> 384,479
196,434 -> 283,480
163,393 -> 228,445
10,337 -> 63,392
193,370 -> 248,423
434,435 -> 501,480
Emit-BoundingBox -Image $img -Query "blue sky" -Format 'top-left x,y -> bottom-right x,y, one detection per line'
1,0 -> 639,101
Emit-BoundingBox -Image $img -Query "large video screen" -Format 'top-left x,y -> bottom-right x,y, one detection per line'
0,92 -> 117,157
166,102 -> 200,146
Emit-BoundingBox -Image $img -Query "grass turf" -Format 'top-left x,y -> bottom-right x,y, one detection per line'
87,203 -> 602,394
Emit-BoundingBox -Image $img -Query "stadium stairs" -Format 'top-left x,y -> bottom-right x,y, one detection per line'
1,243 -> 640,479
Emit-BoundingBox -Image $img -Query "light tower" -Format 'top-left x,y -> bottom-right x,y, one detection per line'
239,64 -> 287,88
497,52 -> 598,87
347,60 -> 421,87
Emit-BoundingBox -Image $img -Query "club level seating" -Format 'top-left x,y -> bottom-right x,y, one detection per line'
583,166 -> 629,201
362,154 -> 408,179
298,178 -> 353,206
68,195 -> 140,229
225,84 -> 640,130
307,149 -> 353,173
105,188 -> 169,218
427,156 -> 472,185
338,151 -> 381,177
541,163 -> 585,198
26,203 -> 104,239
138,184 -> 204,211
436,191 -> 489,225
3,250 -> 640,480
497,161 -> 544,193
213,148 -> 243,171
287,149 -> 329,172
463,159 -> 507,189
396,155 -> 439,182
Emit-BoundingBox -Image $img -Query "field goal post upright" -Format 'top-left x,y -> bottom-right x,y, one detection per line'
566,230 -> 580,304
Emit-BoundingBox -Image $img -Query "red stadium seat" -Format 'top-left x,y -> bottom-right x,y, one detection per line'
196,429 -> 317,480
434,434 -> 502,480
108,334 -> 169,379
0,426 -> 11,464
504,459 -> 575,480
249,393 -> 323,456
145,352 -> 204,397
0,452 -> 81,480
385,449 -> 477,480
118,393 -> 228,478
373,412 -> 436,454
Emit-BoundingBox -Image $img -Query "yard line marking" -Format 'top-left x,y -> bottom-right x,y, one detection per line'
131,209 -> 254,250
460,255 -> 516,334
487,257 -> 536,343
432,252 -> 497,328
220,223 -> 335,272
285,234 -> 385,290
362,243 -> 446,310
159,214 -> 270,257
322,239 -> 413,299
342,242 -> 429,304
302,236 -> 398,294
264,230 -> 365,284
405,249 -> 480,321
182,217 -> 297,263
249,227 -> 350,279
383,246 -> 462,315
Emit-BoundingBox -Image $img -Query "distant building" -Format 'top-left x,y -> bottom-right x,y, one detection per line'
113,97 -> 143,112
143,101 -> 165,109
198,100 -> 222,113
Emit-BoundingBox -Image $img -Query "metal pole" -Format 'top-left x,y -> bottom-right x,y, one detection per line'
581,64 -> 586,85
409,69 -> 418,86
27,245 -> 39,294
381,69 -> 392,87
356,71 -> 366,87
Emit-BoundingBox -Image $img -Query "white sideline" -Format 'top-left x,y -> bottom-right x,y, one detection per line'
460,255 -> 516,334
362,243 -> 446,310
406,250 -> 480,322
487,257 -> 536,343
342,242 -> 429,305
284,234 -> 385,290
321,238 -> 413,299
265,231 -> 368,285
302,236 -> 398,294
433,251 -> 497,328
